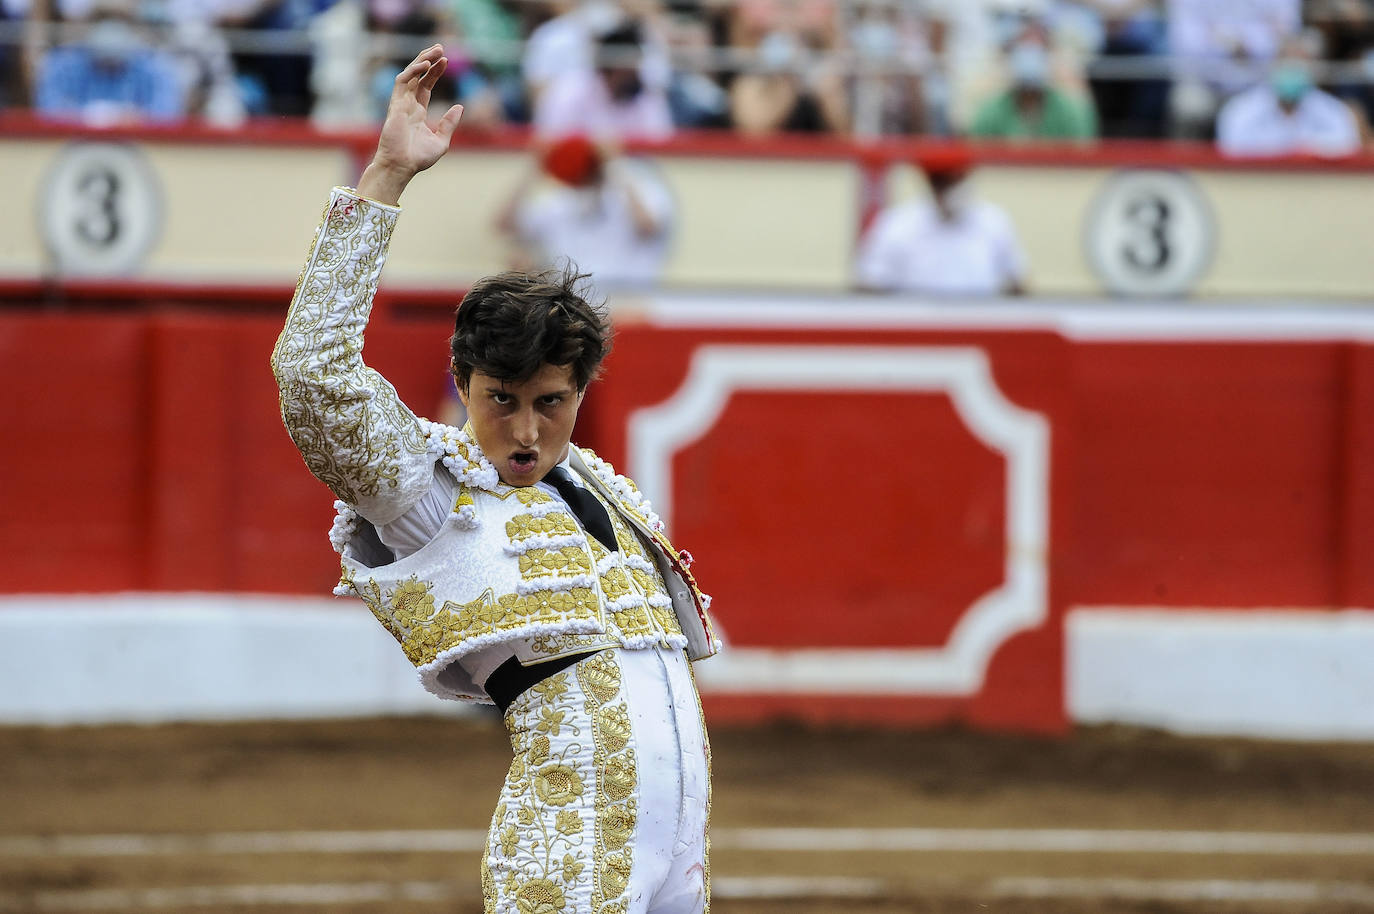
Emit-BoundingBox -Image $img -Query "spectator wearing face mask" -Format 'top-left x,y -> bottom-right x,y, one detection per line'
34,0 -> 186,124
532,19 -> 674,141
969,33 -> 1097,140
854,148 -> 1029,297
1215,33 -> 1362,157
728,27 -> 848,134
495,134 -> 675,289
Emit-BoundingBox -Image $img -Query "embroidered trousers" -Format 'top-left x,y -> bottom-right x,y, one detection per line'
483,647 -> 711,914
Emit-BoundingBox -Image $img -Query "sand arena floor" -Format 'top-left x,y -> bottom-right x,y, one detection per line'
3,716 -> 1373,913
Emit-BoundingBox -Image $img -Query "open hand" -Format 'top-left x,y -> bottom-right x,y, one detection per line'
358,45 -> 464,205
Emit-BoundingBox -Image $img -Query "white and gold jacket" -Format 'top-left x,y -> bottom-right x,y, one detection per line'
270,187 -> 717,703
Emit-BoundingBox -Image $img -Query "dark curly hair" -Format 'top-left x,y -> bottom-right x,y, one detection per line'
450,265 -> 613,393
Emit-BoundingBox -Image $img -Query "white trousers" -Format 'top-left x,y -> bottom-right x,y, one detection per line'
483,647 -> 711,914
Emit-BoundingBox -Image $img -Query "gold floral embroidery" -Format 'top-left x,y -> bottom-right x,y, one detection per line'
515,877 -> 565,914
507,513 -> 579,542
486,652 -> 638,914
519,547 -> 593,579
364,583 -> 603,667
454,486 -> 475,512
533,764 -> 585,806
577,652 -> 637,914
514,487 -> 555,506
271,192 -> 430,511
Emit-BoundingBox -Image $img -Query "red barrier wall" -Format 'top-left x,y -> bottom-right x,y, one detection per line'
3,303 -> 1372,732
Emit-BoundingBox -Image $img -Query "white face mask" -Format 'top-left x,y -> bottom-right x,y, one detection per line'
757,31 -> 801,73
1008,40 -> 1050,89
936,180 -> 974,218
850,20 -> 897,62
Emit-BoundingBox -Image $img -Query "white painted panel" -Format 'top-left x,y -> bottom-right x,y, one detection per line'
1067,608 -> 1374,740
0,595 -> 460,724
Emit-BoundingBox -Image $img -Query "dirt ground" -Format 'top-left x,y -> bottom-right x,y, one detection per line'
2,715 -> 1373,913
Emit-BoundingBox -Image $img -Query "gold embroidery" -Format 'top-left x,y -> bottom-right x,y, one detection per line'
507,513 -> 579,542
519,547 -> 593,579
455,486 -> 475,512
364,582 -> 604,668
271,193 -> 429,510
577,652 -> 637,914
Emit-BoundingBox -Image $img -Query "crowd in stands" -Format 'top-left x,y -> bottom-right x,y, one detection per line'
0,0 -> 1371,154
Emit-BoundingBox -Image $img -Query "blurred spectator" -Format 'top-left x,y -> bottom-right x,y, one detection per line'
0,1 -> 24,108
496,135 -> 674,288
1215,32 -> 1362,155
1307,0 -> 1374,130
362,0 -> 463,122
728,27 -> 847,134
533,19 -> 674,140
34,0 -> 186,124
222,0 -> 338,118
969,30 -> 1099,139
1072,0 -> 1170,137
1166,0 -> 1302,137
522,0 -> 620,102
843,0 -> 936,136
443,0 -> 525,121
156,1 -> 249,126
855,149 -> 1028,296
662,7 -> 728,128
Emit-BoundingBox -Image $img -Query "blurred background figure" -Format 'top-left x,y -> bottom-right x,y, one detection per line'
727,18 -> 847,135
521,0 -> 619,105
533,16 -> 675,140
1307,0 -> 1374,135
969,17 -> 1099,140
214,0 -> 339,118
1077,0 -> 1170,138
496,133 -> 675,288
34,0 -> 185,125
854,148 -> 1028,296
1216,31 -> 1362,156
840,0 -> 934,136
661,1 -> 728,129
158,0 -> 250,126
1166,0 -> 1302,138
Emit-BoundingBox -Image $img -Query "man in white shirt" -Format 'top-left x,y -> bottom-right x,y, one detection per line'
854,149 -> 1029,297
497,135 -> 674,289
533,19 -> 674,141
1216,36 -> 1362,157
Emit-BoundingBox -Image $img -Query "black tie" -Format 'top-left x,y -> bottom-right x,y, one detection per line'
544,466 -> 618,553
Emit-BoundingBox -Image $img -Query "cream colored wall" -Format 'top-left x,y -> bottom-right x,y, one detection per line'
1194,171 -> 1374,299
140,145 -> 352,282
3,137 -> 1372,300
0,141 -> 64,274
0,139 -> 350,283
657,157 -> 857,289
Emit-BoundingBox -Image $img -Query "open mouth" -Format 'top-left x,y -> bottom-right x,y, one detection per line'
509,451 -> 538,475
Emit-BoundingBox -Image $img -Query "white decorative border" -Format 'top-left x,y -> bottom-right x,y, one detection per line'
627,345 -> 1050,695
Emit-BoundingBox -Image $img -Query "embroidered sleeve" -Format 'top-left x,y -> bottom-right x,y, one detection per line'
270,187 -> 434,526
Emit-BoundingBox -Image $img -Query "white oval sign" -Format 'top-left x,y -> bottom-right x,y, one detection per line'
1085,169 -> 1216,298
39,142 -> 163,277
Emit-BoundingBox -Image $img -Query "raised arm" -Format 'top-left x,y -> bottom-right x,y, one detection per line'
270,47 -> 464,526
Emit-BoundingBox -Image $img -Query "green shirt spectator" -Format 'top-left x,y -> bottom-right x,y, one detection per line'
970,86 -> 1099,140
970,38 -> 1099,141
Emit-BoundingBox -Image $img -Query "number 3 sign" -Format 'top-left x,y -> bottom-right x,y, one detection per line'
1084,169 -> 1216,298
39,142 -> 164,277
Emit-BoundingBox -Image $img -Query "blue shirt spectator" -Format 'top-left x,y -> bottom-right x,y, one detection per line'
36,14 -> 186,124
